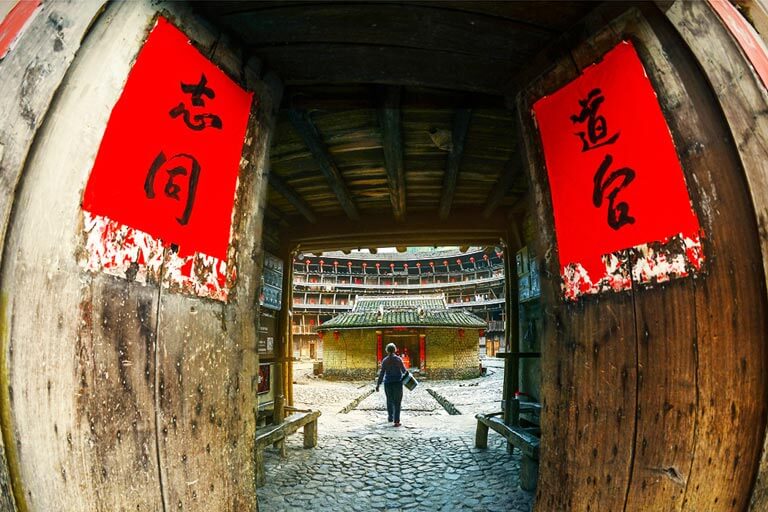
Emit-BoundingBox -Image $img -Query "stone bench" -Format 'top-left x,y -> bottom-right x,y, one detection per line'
475,413 -> 540,491
255,410 -> 321,487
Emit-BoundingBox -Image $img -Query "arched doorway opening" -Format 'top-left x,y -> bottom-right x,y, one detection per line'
0,1 -> 767,511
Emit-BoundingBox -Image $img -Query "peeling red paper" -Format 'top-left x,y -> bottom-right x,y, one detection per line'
0,0 -> 41,60
80,17 -> 253,302
532,41 -> 703,300
81,212 -> 234,302
82,16 -> 252,260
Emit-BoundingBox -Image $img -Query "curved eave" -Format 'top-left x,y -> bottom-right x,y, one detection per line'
317,320 -> 487,331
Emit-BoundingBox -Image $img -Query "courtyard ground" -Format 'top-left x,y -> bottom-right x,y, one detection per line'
257,358 -> 535,512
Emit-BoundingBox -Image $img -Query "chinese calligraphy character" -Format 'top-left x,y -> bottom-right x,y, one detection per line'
592,154 -> 635,230
181,74 -> 214,106
571,88 -> 620,151
144,151 -> 200,225
169,73 -> 222,131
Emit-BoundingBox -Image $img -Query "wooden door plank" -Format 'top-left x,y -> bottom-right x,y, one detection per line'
154,60 -> 281,512
519,49 -> 639,508
0,4 -> 169,510
661,2 -> 768,509
0,3 -> 107,506
523,5 -> 768,510
567,12 -> 700,510
0,0 -> 106,254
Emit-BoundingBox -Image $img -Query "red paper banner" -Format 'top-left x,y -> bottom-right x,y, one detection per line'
82,16 -> 253,261
532,41 -> 703,300
709,0 -> 768,91
0,0 -> 41,59
257,363 -> 271,394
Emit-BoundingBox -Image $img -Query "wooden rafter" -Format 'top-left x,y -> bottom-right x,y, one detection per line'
438,108 -> 472,219
287,109 -> 360,220
378,86 -> 406,221
483,158 -> 520,218
282,207 -> 508,253
268,172 -> 317,223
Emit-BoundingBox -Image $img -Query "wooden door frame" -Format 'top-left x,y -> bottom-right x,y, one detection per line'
660,2 -> 768,506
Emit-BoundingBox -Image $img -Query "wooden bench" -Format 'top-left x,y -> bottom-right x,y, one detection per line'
511,399 -> 541,429
257,399 -> 274,426
255,410 -> 321,487
475,413 -> 540,491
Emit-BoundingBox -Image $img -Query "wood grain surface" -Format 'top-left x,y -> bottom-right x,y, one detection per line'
521,5 -> 768,511
0,1 -> 277,510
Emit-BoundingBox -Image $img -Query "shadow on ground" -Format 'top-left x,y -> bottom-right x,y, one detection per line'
258,362 -> 534,512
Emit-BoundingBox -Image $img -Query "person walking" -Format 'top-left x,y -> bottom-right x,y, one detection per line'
376,342 -> 406,427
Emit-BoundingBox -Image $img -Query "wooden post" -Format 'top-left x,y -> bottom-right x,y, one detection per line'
272,249 -> 296,455
419,333 -> 426,372
502,236 -> 521,427
376,330 -> 383,365
519,455 -> 539,492
503,231 -> 522,455
475,420 -> 489,449
255,449 -> 266,488
274,251 -> 291,427
303,419 -> 318,449
285,257 -> 295,407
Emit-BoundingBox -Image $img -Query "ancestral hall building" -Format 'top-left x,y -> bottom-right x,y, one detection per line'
292,247 -> 506,360
317,294 -> 486,380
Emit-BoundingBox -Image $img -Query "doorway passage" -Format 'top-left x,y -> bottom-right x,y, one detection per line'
258,364 -> 533,512
384,330 -> 420,370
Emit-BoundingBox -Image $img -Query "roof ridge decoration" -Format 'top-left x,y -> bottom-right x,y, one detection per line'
351,293 -> 447,312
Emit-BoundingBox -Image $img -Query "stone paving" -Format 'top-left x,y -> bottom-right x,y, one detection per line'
258,360 -> 534,512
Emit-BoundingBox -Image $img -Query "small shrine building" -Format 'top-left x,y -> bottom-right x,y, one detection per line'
317,294 -> 486,380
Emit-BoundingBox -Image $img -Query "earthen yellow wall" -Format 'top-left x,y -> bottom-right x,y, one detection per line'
322,330 -> 378,380
424,328 -> 480,379
323,328 -> 480,379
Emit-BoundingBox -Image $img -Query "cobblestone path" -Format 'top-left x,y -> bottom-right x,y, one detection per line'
258,362 -> 535,512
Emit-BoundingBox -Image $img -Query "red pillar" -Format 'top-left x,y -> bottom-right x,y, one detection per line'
376,330 -> 383,364
419,333 -> 426,372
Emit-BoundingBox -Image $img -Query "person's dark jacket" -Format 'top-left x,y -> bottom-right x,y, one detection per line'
377,354 -> 406,387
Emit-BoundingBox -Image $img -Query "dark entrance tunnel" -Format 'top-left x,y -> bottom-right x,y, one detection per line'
0,1 -> 767,511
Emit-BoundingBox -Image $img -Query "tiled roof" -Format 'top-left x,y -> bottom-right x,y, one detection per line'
317,294 -> 486,330
353,295 -> 446,311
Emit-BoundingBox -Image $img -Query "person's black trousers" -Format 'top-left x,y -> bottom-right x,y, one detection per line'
384,382 -> 403,422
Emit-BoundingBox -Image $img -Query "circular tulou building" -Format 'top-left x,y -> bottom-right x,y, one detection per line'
291,247 -> 507,362
317,294 -> 486,380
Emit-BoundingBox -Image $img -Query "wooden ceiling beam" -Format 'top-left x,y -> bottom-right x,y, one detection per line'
268,172 -> 317,224
281,207 -> 512,254
285,85 -> 506,111
250,45 -> 516,95
265,205 -> 289,225
287,108 -> 361,221
438,109 -> 473,219
378,85 -> 406,221
483,158 -> 521,218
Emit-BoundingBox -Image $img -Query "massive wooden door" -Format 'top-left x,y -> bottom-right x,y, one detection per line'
0,2 -> 280,510
519,5 -> 768,511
